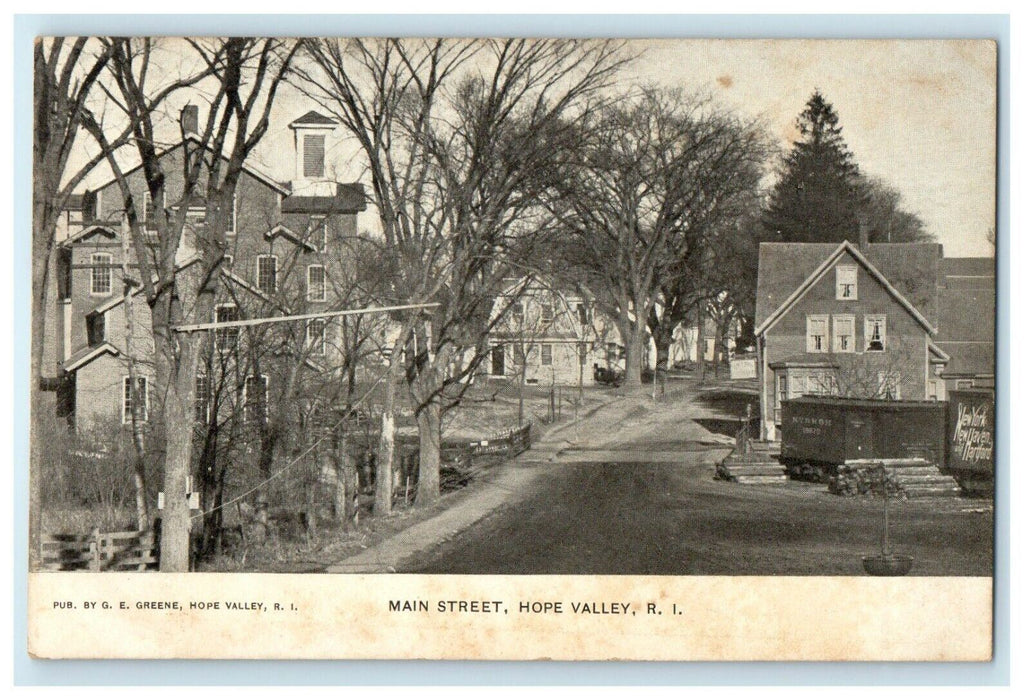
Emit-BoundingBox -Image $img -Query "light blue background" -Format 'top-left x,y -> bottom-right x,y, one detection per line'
13,13 -> 1010,686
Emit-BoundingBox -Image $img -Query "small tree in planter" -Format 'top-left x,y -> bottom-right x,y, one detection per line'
862,464 -> 914,576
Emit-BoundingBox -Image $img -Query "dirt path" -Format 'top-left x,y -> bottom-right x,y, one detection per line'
327,384 -> 722,573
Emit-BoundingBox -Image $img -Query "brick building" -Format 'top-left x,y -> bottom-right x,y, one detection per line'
41,109 -> 366,431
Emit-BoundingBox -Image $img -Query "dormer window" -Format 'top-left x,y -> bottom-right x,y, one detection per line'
303,134 -> 325,179
836,265 -> 857,300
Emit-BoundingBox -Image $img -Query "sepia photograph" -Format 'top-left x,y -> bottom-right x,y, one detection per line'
25,32 -> 999,661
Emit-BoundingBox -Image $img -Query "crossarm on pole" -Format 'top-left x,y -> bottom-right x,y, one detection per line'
171,302 -> 440,333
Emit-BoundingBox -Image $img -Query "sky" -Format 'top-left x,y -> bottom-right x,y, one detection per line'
79,38 -> 998,258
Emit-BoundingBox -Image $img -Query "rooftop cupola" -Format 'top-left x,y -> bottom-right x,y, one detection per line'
288,110 -> 337,196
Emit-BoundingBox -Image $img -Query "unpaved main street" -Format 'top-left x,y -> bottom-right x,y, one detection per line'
392,384 -> 993,576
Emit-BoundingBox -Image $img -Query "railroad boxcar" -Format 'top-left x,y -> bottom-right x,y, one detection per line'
780,396 -> 949,480
946,388 -> 995,495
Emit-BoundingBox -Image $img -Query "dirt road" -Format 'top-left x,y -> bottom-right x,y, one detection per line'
398,385 -> 993,576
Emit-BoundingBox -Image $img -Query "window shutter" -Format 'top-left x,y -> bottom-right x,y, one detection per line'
303,134 -> 325,178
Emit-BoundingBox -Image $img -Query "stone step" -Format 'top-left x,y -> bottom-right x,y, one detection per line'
733,475 -> 789,484
721,458 -> 785,470
896,476 -> 963,488
720,464 -> 787,476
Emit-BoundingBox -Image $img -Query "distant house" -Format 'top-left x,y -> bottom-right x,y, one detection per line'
486,276 -> 604,386
42,108 -> 367,431
935,257 -> 995,392
754,240 -> 946,441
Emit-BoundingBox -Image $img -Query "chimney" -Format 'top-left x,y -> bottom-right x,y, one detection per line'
857,215 -> 871,250
81,189 -> 97,224
180,104 -> 199,137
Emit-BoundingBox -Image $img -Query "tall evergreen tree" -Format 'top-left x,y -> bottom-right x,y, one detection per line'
764,90 -> 864,243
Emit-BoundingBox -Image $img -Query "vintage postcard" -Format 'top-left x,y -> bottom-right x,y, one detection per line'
27,36 -> 997,660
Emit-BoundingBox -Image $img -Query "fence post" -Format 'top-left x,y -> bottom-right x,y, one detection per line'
88,526 -> 101,572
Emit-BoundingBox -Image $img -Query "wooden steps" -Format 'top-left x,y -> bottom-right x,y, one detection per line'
716,443 -> 788,483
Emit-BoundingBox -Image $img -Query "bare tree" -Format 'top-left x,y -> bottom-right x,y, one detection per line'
547,88 -> 765,387
297,38 -> 629,508
31,37 -> 195,561
85,37 -> 299,571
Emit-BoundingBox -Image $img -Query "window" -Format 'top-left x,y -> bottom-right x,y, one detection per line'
878,371 -> 901,400
223,254 -> 233,269
142,191 -> 165,232
195,374 -> 210,424
227,191 -> 237,235
833,315 -> 855,353
215,304 -> 239,351
244,375 -> 268,425
491,344 -> 506,376
256,255 -> 278,294
775,373 -> 788,422
90,253 -> 113,296
806,372 -> 835,396
541,344 -> 553,366
806,315 -> 829,353
576,303 -> 589,325
122,376 -> 149,424
578,342 -> 587,366
836,265 -> 858,300
307,265 -> 326,302
303,134 -> 325,178
865,315 -> 886,352
512,301 -> 524,325
307,318 -> 326,356
311,217 -> 327,252
541,302 -> 554,325
86,312 -> 106,346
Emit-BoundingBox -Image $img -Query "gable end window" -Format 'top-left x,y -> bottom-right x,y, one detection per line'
836,265 -> 858,300
90,253 -> 113,296
806,315 -> 829,353
865,315 -> 887,352
307,265 -> 327,302
256,255 -> 278,294
122,376 -> 149,424
833,315 -> 855,353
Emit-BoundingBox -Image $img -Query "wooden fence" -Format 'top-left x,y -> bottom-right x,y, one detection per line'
465,423 -> 532,457
40,529 -> 159,572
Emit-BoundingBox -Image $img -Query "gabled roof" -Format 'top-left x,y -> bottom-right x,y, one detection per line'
755,241 -> 941,336
88,138 -> 290,197
289,111 -> 337,128
62,342 -> 120,372
264,223 -> 318,252
61,224 -> 118,247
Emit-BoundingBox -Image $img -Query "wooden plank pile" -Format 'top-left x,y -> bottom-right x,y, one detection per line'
831,458 -> 964,499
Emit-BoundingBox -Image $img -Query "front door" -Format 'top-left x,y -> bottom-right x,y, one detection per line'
491,344 -> 506,377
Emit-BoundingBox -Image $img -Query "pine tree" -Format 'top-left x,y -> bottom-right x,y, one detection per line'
764,90 -> 864,243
